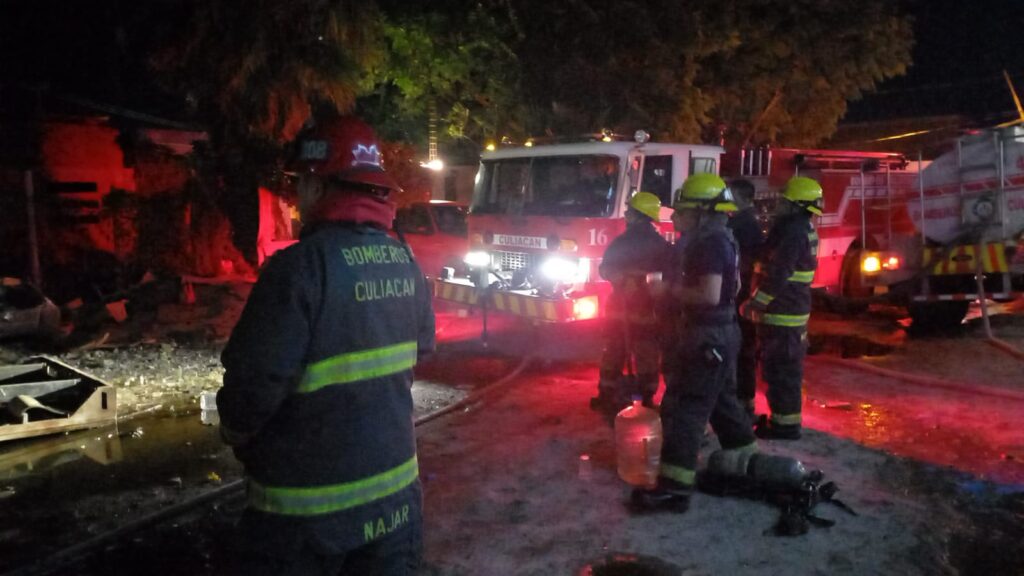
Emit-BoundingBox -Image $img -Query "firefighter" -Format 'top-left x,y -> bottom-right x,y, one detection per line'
657,201 -> 691,389
740,176 -> 821,440
727,179 -> 764,419
217,116 -> 435,575
633,174 -> 757,512
592,191 -> 672,412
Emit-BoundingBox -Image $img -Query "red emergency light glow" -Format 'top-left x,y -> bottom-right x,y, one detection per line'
573,296 -> 599,320
884,256 -> 901,270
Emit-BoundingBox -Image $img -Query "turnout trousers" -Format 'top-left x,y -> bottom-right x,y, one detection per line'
735,314 -> 758,415
659,322 -> 756,487
232,509 -> 422,576
758,324 -> 807,427
599,318 -> 661,401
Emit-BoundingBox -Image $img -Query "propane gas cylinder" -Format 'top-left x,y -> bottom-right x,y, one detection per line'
615,398 -> 662,488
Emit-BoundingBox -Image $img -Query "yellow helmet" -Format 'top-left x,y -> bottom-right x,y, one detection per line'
627,191 -> 661,221
782,176 -> 823,215
675,173 -> 737,213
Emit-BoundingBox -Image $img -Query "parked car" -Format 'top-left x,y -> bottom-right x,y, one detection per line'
393,201 -> 469,279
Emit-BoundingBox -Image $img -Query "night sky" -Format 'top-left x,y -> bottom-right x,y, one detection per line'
1,0 -> 1022,128
846,0 -> 1024,124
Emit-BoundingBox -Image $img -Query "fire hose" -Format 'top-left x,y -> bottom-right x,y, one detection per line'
3,355 -> 534,576
806,355 -> 1024,403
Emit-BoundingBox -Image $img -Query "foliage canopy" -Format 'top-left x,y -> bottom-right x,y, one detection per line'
158,0 -> 912,152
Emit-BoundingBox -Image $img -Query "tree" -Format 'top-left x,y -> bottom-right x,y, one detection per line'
154,0 -> 388,261
156,0 -> 383,146
702,0 -> 914,146
502,0 -> 732,141
359,1 -> 521,156
499,0 -> 912,147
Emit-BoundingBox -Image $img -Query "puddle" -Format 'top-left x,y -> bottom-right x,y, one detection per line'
0,403 -> 240,569
0,403 -> 237,509
579,553 -> 685,576
808,333 -> 895,358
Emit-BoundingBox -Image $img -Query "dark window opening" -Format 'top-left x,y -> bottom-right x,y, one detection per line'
641,155 -> 674,207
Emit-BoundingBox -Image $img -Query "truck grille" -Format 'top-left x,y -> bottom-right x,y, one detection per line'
493,250 -> 537,271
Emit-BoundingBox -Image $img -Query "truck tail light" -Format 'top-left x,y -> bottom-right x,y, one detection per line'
862,252 -> 901,274
573,296 -> 599,320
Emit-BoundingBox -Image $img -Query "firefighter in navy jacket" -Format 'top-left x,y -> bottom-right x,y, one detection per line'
593,192 -> 672,412
218,116 -> 435,575
632,174 -> 757,512
740,176 -> 821,440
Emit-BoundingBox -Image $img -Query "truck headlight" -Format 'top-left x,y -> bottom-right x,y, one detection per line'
464,251 -> 491,268
540,257 -> 580,283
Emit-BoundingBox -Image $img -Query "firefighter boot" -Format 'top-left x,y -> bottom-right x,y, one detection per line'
754,416 -> 801,440
630,478 -> 691,514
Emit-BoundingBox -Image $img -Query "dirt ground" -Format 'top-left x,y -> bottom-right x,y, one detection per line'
1,286 -> 1023,575
414,359 -> 1023,576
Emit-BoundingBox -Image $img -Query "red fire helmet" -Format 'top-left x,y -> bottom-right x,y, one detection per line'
293,116 -> 401,193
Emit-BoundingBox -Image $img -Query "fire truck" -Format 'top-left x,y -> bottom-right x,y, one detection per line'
436,126 -> 1024,328
433,132 -> 723,322
730,125 -> 1024,328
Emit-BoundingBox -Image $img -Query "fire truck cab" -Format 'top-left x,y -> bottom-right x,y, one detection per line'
434,133 -> 723,322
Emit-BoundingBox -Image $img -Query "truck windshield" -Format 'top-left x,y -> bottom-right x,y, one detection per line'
471,155 -> 620,217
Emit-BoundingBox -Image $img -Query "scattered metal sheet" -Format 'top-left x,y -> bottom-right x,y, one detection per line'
0,363 -> 53,382
0,356 -> 117,443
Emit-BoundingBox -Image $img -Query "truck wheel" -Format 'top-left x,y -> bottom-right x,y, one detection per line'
836,249 -> 870,314
908,301 -> 969,331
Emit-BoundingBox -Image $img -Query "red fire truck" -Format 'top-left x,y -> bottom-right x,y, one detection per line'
437,126 -> 1024,328
730,125 -> 1024,327
433,132 -> 723,322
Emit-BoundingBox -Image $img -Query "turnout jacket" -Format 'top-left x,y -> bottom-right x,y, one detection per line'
218,222 -> 435,553
748,213 -> 818,328
599,221 -> 672,323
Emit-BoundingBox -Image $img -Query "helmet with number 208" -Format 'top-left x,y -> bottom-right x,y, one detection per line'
293,116 -> 401,193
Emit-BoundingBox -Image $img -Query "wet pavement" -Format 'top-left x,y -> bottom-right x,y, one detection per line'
801,361 -> 1024,486
1,303 -> 1022,574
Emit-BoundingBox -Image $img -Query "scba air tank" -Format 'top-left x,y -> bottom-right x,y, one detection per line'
615,399 -> 663,488
706,449 -> 808,492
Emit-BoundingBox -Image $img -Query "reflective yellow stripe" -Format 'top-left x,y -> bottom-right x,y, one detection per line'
660,464 -> 696,486
771,413 -> 802,426
525,298 -> 538,318
788,270 -> 815,283
808,232 -> 819,257
722,441 -> 758,456
753,290 -> 775,305
761,313 -> 809,327
248,456 -> 418,516
299,341 -> 418,393
543,301 -> 558,321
